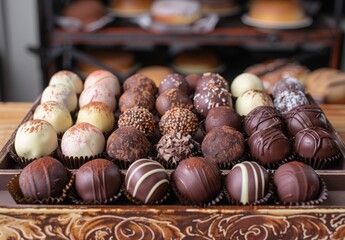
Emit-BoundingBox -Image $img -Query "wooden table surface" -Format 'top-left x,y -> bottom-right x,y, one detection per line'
0,102 -> 345,150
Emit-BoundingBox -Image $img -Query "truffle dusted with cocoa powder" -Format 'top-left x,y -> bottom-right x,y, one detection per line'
204,106 -> 242,133
118,88 -> 155,112
155,88 -> 193,116
123,73 -> 157,96
158,73 -> 190,95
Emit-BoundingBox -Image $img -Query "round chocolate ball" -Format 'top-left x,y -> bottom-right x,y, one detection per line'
272,77 -> 305,98
155,88 -> 193,116
125,159 -> 169,204
235,89 -> 274,116
159,73 -> 190,95
230,72 -> 264,98
202,126 -> 245,165
225,161 -> 269,205
123,73 -> 157,96
185,73 -> 201,92
204,106 -> 242,133
274,161 -> 320,203
75,159 -> 122,202
19,157 -> 68,200
106,126 -> 151,163
173,157 -> 221,204
274,90 -> 309,114
119,88 -> 155,112
195,72 -> 229,94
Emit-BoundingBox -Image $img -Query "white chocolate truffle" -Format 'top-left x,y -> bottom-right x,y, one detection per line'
76,102 -> 115,133
61,122 -> 105,158
79,86 -> 117,111
33,101 -> 73,133
49,70 -> 83,94
231,73 -> 264,98
84,70 -> 121,97
14,119 -> 58,159
41,84 -> 78,112
235,89 -> 274,116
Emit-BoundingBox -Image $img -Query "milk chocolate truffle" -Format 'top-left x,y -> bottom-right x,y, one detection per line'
226,161 -> 269,205
106,126 -> 151,163
15,119 -> 58,159
118,88 -> 155,112
230,73 -> 264,98
204,106 -> 242,133
77,101 -> 115,133
61,123 -> 105,158
41,84 -> 78,112
159,108 -> 199,136
125,159 -> 169,204
159,73 -> 190,95
284,104 -> 328,136
19,157 -> 68,200
123,73 -> 157,96
272,77 -> 305,98
244,106 -> 283,136
185,73 -> 201,92
202,126 -> 245,165
248,128 -> 292,166
75,159 -> 122,202
49,70 -> 83,94
173,157 -> 221,204
274,90 -> 309,114
118,106 -> 155,137
84,70 -> 121,98
155,88 -> 193,116
33,101 -> 73,134
195,72 -> 229,94
79,86 -> 117,111
235,89 -> 274,116
274,161 -> 320,203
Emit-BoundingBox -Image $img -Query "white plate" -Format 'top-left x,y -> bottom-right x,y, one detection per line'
241,14 -> 312,30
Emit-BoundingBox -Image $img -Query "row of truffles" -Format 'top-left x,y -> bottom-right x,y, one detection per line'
11,156 -> 325,206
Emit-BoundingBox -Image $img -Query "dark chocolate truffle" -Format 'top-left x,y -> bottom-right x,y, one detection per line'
225,161 -> 269,205
19,157 -> 68,200
204,106 -> 242,133
272,77 -> 305,98
173,157 -> 221,204
274,161 -> 320,203
106,126 -> 151,163
158,73 -> 190,95
274,90 -> 309,114
202,126 -> 245,165
123,73 -> 158,96
125,159 -> 169,204
248,128 -> 292,166
284,104 -> 328,136
118,106 -> 155,137
159,107 -> 199,136
195,72 -> 229,94
155,88 -> 193,116
119,88 -> 155,112
75,159 -> 122,202
243,106 -> 284,136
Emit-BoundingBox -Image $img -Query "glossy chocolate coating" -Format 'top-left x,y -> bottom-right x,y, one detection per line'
75,159 -> 122,202
284,104 -> 328,136
173,157 -> 221,203
274,161 -> 320,202
123,73 -> 158,96
202,126 -> 245,164
125,159 -> 169,204
225,161 -> 269,205
119,88 -> 155,112
272,77 -> 305,98
106,126 -> 151,162
155,88 -> 193,116
19,157 -> 68,200
248,128 -> 291,165
294,127 -> 340,159
243,106 -> 283,136
205,106 -> 242,133
195,72 -> 229,94
158,73 -> 190,95
274,90 -> 309,114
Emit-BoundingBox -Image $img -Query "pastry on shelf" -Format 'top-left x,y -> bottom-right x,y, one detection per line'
110,0 -> 153,17
200,0 -> 239,16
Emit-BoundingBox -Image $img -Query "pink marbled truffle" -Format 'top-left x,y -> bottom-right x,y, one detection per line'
79,86 -> 117,111
84,70 -> 121,97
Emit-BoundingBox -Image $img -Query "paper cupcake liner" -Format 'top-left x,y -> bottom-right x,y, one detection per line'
295,151 -> 342,170
274,176 -> 328,206
57,147 -> 106,169
7,170 -> 75,205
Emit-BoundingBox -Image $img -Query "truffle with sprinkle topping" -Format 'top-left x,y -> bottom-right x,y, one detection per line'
158,73 -> 190,95
195,72 -> 229,94
123,73 -> 157,96
274,90 -> 308,114
155,88 -> 193,115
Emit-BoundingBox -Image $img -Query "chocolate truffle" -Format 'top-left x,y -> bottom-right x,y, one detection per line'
79,86 -> 117,111
244,106 -> 283,136
230,73 -> 264,98
185,73 -> 201,92
235,89 -> 274,116
173,157 -> 221,204
75,159 -> 122,202
106,126 -> 151,163
123,73 -> 157,96
195,72 -> 229,94
248,128 -> 292,166
202,126 -> 245,165
159,73 -> 190,95
155,88 -> 193,116
274,90 -> 309,114
19,157 -> 68,200
272,77 -> 305,98
15,119 -> 58,159
61,123 -> 105,158
84,70 -> 121,98
274,161 -> 320,203
41,84 -> 78,112
49,70 -> 83,94
118,88 -> 155,112
225,161 -> 269,205
294,127 -> 340,160
156,132 -> 201,165
159,108 -> 199,136
118,106 -> 155,137
284,104 -> 328,136
204,106 -> 242,133
125,159 -> 169,204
